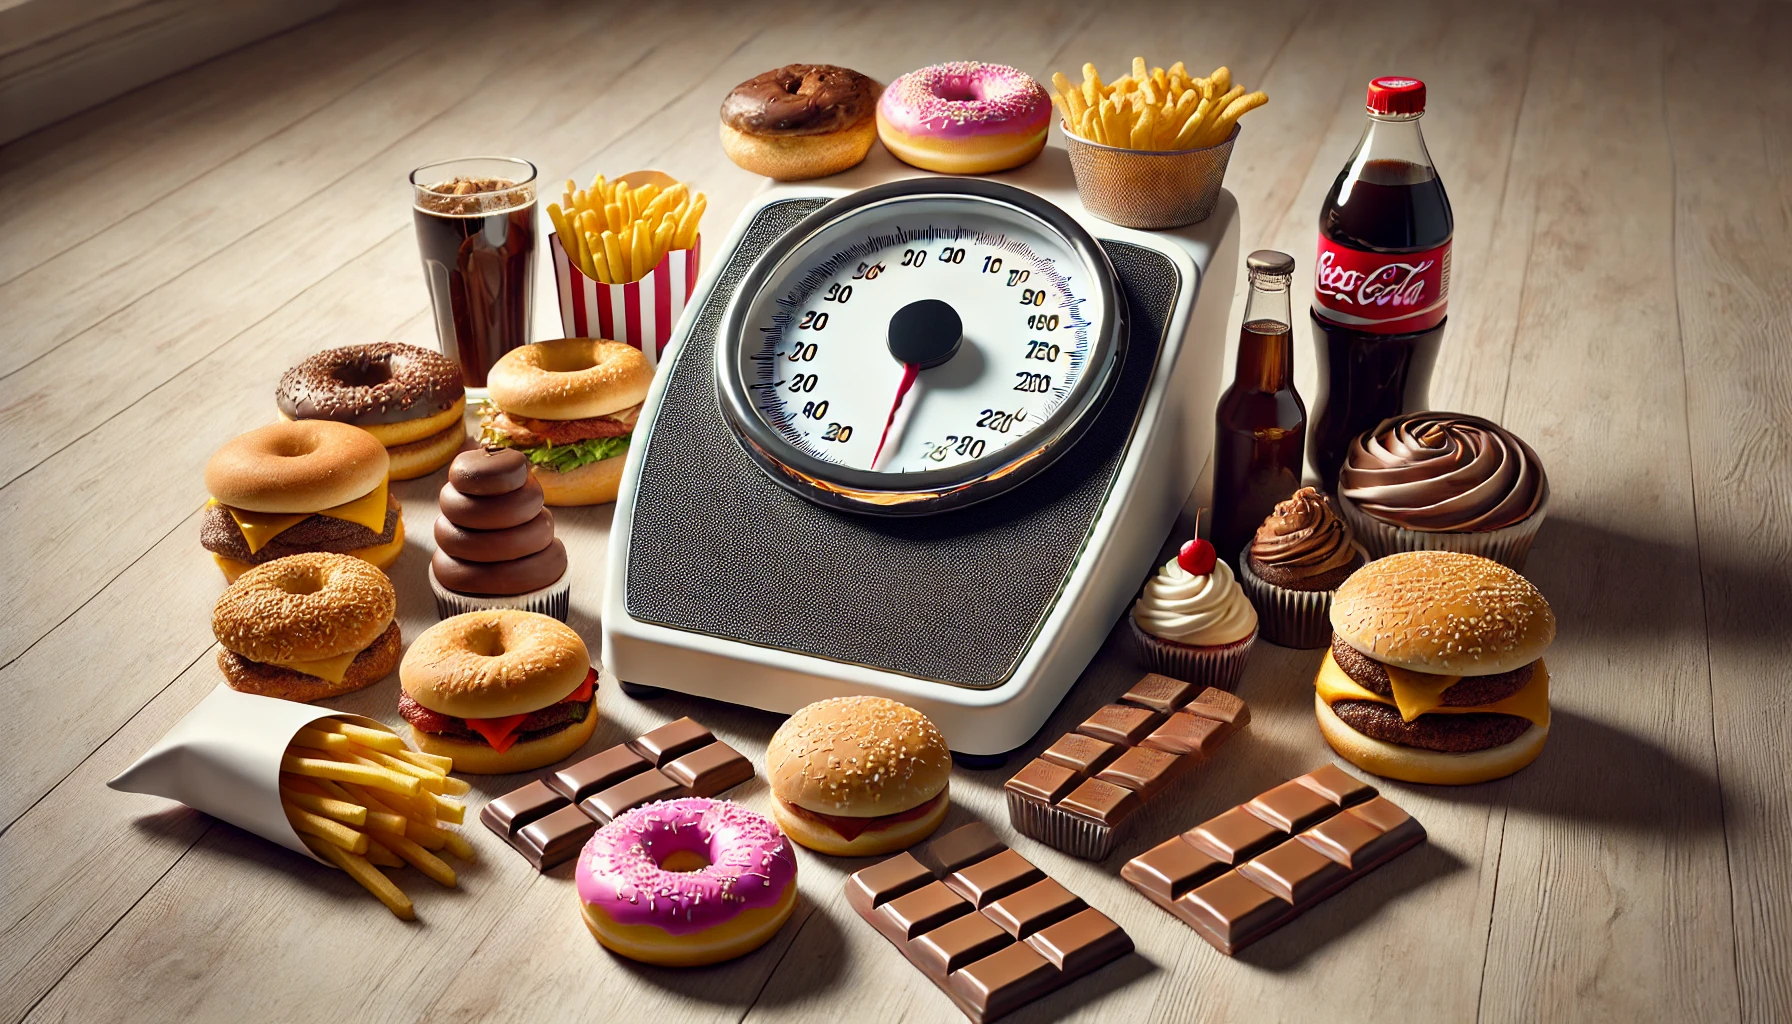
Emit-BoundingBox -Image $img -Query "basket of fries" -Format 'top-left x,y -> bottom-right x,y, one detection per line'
109,684 -> 473,920
546,169 -> 706,368
1051,59 -> 1267,229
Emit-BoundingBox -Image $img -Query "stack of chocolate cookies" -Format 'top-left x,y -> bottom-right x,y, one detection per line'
429,448 -> 570,620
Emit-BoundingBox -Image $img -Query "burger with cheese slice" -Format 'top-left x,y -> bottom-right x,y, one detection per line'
211,552 -> 401,700
398,610 -> 598,774
201,419 -> 402,582
767,696 -> 951,856
480,338 -> 651,506
1315,550 -> 1556,785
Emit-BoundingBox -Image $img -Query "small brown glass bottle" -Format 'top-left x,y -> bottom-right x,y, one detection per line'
1212,250 -> 1306,563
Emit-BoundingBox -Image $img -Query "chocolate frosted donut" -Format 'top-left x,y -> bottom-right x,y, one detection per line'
277,343 -> 463,427
435,509 -> 554,562
722,64 -> 878,136
449,447 -> 530,496
439,475 -> 545,530
1339,412 -> 1547,532
433,539 -> 568,596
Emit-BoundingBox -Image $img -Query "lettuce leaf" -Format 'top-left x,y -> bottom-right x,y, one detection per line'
507,435 -> 629,474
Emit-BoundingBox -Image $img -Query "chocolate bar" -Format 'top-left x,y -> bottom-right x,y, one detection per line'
1005,676 -> 1249,859
479,717 -> 753,870
1120,764 -> 1424,955
846,822 -> 1132,1023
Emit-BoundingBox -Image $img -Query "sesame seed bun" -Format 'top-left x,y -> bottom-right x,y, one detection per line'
1330,551 -> 1555,676
767,696 -> 951,818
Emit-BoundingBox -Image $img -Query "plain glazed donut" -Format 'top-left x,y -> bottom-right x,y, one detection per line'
276,343 -> 466,447
719,64 -> 881,180
577,798 -> 799,967
399,610 -> 588,720
486,338 -> 651,420
211,552 -> 397,663
877,62 -> 1051,174
206,420 -> 389,513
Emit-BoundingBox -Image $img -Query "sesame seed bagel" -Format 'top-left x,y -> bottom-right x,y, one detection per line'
400,610 -> 589,720
486,338 -> 651,420
767,696 -> 951,818
211,553 -> 397,664
1331,551 -> 1555,676
205,420 -> 389,513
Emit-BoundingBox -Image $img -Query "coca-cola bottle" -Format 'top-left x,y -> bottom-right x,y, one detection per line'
1212,250 -> 1305,563
1309,76 -> 1453,490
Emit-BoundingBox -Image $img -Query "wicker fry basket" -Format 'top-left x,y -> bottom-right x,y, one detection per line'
1062,123 -> 1240,229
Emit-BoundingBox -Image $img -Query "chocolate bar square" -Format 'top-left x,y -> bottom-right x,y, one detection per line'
1187,807 -> 1284,864
1246,779 -> 1342,834
1295,763 -> 1376,807
1140,711 -> 1227,757
1179,871 -> 1289,945
1120,835 -> 1228,903
1004,759 -> 1080,805
982,878 -> 1085,939
1185,687 -> 1249,726
846,851 -> 934,915
582,771 -> 684,823
1025,907 -> 1131,975
1237,839 -> 1348,904
1295,809 -> 1389,870
513,802 -> 598,871
626,717 -> 714,766
1077,704 -> 1164,746
1095,746 -> 1185,797
548,746 -> 650,804
947,941 -> 1061,1023
923,821 -> 1005,875
1058,777 -> 1141,827
661,740 -> 753,796
880,880 -> 972,941
1038,733 -> 1120,775
946,849 -> 1043,908
480,780 -> 566,838
1119,673 -> 1197,713
908,911 -> 1012,979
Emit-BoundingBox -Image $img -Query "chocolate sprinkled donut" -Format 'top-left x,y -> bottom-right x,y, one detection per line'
277,343 -> 464,427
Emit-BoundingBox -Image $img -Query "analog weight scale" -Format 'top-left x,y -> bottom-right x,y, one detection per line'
602,145 -> 1238,757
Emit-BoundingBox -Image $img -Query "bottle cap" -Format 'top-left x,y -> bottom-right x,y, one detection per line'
1366,77 -> 1426,115
1246,250 -> 1295,277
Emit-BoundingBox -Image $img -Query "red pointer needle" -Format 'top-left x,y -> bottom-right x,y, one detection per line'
871,362 -> 921,468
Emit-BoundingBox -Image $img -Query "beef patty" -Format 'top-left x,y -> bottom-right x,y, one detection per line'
201,494 -> 401,564
1330,633 -> 1533,707
397,691 -> 590,746
1330,699 -> 1534,753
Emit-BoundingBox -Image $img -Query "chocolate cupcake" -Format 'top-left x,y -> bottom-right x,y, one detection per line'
428,448 -> 570,620
1336,412 -> 1549,570
1235,487 -> 1366,649
1126,537 -> 1257,690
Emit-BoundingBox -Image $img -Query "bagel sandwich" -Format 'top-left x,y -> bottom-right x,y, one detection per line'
202,420 -> 404,582
211,553 -> 401,700
275,342 -> 468,481
766,696 -> 952,856
479,338 -> 652,506
398,610 -> 597,773
1316,551 -> 1557,785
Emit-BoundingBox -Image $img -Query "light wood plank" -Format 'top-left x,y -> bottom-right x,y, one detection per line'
1474,9 -> 1740,1021
1665,4 -> 1792,1021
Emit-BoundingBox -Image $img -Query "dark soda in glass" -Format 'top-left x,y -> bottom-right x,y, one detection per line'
411,157 -> 537,389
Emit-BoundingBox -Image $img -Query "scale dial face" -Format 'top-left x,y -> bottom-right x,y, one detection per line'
718,179 -> 1125,514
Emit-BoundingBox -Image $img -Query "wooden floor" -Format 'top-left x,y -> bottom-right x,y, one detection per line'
2,1 -> 1788,1021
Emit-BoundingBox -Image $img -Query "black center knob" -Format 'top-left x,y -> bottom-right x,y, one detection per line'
887,299 -> 963,369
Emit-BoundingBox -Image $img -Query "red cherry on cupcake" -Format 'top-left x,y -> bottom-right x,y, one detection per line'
1177,537 -> 1217,576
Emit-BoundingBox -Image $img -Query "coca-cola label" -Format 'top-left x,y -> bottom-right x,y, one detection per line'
1312,237 -> 1451,333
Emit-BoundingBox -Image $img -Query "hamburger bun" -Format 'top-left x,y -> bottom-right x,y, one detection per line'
487,338 -> 651,420
400,610 -> 589,719
207,516 -> 405,584
384,417 -> 466,481
410,709 -> 599,775
205,420 -> 389,513
218,621 -> 402,701
1331,551 -> 1556,676
535,450 -> 627,507
1316,692 -> 1549,785
770,790 -> 950,857
768,696 -> 952,817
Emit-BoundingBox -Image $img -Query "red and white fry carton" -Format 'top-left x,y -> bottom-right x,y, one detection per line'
107,683 -> 399,864
549,232 -> 700,369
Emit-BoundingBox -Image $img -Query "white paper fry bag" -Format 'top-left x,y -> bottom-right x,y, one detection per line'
108,683 -> 394,864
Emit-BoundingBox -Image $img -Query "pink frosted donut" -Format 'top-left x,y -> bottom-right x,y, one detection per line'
576,797 -> 798,967
877,61 -> 1051,174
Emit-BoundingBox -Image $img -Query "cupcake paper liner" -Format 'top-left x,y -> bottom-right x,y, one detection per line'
1336,490 -> 1548,572
1006,790 -> 1119,861
1125,618 -> 1257,692
430,567 -> 571,621
1235,543 -> 1369,650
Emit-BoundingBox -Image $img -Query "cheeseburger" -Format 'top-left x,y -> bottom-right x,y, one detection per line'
399,610 -> 597,773
480,338 -> 651,506
767,696 -> 951,856
211,552 -> 400,700
202,420 -> 402,582
1316,551 -> 1556,785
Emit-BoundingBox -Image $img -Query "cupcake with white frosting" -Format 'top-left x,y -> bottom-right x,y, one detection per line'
1126,535 -> 1258,690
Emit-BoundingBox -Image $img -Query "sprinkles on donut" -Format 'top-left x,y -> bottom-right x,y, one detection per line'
877,61 -> 1052,174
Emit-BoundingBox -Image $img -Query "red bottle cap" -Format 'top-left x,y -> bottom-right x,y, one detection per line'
1366,77 -> 1426,115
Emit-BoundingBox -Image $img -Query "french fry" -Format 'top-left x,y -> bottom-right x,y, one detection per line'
305,837 -> 414,920
329,722 -> 404,753
284,801 -> 370,854
372,833 -> 457,887
428,792 -> 467,826
282,787 -> 367,827
281,754 -> 419,796
393,749 -> 454,774
441,829 -> 475,862
289,727 -> 348,753
363,842 -> 405,869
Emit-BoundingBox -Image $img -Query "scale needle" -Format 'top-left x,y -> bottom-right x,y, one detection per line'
870,362 -> 921,469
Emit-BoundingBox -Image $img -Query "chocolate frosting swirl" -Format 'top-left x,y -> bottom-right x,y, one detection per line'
1339,412 -> 1547,532
1250,487 -> 1358,576
721,64 -> 879,136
